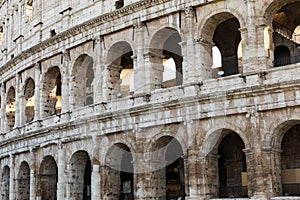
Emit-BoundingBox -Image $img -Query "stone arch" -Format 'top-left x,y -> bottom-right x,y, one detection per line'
200,127 -> 250,158
262,0 -> 300,26
16,161 -> 30,200
23,78 -> 35,124
146,126 -> 188,156
42,66 -> 62,117
106,41 -> 134,99
1,166 -> 10,200
198,10 -> 245,77
104,143 -> 134,199
6,86 -> 16,130
68,150 -> 92,199
70,54 -> 94,109
148,27 -> 183,88
271,119 -> 300,149
271,119 -> 300,196
264,1 -> 300,67
37,156 -> 57,200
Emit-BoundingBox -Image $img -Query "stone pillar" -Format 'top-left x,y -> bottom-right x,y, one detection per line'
61,51 -> 70,113
187,154 -> 219,200
91,165 -> 101,200
29,169 -> 36,200
34,63 -> 41,120
0,83 -> 6,132
181,7 -> 212,84
133,21 -> 146,94
29,150 -> 36,200
15,74 -> 21,127
242,0 -> 273,74
245,148 -> 282,199
57,147 -> 66,200
133,158 -> 149,200
143,52 -> 164,92
9,155 -> 15,200
100,165 -> 119,200
93,36 -> 104,103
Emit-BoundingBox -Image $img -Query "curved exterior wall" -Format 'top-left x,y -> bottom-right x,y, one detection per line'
0,0 -> 299,199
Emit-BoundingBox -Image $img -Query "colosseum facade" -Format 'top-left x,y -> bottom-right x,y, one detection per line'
0,0 -> 300,199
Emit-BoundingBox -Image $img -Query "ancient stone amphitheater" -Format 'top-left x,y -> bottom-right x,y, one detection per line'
0,0 -> 299,199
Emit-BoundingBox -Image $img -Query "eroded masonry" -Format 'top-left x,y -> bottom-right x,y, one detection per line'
0,0 -> 300,199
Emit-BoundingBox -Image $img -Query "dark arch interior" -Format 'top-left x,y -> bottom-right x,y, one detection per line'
24,78 -> 35,123
272,2 -> 300,67
43,66 -> 62,116
107,42 -> 133,99
213,17 -> 241,76
39,156 -> 58,200
162,32 -> 183,88
1,166 -> 10,200
281,124 -> 300,196
17,162 -> 30,200
218,132 -> 247,198
69,151 -> 92,200
6,87 -> 16,130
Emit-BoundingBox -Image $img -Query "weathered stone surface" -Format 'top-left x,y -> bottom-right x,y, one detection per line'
0,0 -> 299,199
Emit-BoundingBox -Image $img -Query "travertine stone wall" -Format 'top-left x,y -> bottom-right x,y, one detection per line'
0,0 -> 299,200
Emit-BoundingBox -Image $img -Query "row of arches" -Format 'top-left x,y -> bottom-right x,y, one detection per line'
1,122 -> 300,199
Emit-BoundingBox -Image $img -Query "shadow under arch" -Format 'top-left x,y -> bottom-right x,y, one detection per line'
1,165 -> 10,200
37,155 -> 58,200
68,150 -> 92,200
148,136 -> 186,199
106,41 -> 134,99
104,143 -> 134,200
71,54 -> 94,108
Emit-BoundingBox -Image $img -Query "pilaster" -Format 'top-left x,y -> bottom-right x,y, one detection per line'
93,36 -> 104,103
1,83 -> 6,133
61,50 -> 70,113
15,74 -> 21,127
57,146 -> 66,200
91,164 -> 101,200
9,154 -> 15,200
34,63 -> 41,120
242,0 -> 273,74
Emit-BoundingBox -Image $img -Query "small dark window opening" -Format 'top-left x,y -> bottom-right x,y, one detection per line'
50,29 -> 56,37
115,0 -> 124,9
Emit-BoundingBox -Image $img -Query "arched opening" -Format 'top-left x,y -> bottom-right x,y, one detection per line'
202,13 -> 242,78
71,54 -> 94,109
38,156 -> 58,200
26,0 -> 33,21
1,166 -> 10,200
149,28 -> 183,88
23,78 -> 35,123
105,143 -> 134,200
213,18 -> 241,76
107,42 -> 134,99
6,87 -> 16,130
217,132 -> 247,198
115,0 -> 124,9
274,45 -> 291,67
150,136 -> 185,199
281,124 -> 300,196
68,151 -> 92,200
42,66 -> 62,117
272,2 -> 300,67
17,161 -> 30,200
